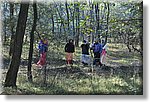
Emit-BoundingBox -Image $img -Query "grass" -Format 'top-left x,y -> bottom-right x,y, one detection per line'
1,72 -> 142,95
107,43 -> 142,66
1,65 -> 143,95
1,42 -> 143,95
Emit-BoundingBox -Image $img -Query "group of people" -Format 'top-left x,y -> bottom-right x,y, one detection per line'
36,38 -> 107,67
64,38 -> 107,67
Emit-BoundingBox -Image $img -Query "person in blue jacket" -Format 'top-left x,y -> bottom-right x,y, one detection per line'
37,38 -> 48,67
90,39 -> 103,66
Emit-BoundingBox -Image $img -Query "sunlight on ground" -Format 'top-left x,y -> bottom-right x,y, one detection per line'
1,42 -> 142,95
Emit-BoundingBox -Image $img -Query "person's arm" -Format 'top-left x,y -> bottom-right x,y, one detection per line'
103,44 -> 107,49
64,44 -> 68,52
73,44 -> 75,53
90,44 -> 94,50
38,41 -> 41,49
104,44 -> 107,53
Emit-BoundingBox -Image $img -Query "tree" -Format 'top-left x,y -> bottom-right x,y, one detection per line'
4,3 -> 29,87
9,3 -> 15,57
75,1 -> 80,47
27,3 -> 37,82
65,1 -> 70,36
3,3 -> 8,43
104,3 -> 110,45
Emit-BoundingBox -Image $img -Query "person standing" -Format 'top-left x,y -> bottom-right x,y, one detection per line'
90,39 -> 103,66
100,43 -> 107,66
65,39 -> 75,65
81,40 -> 90,66
37,38 -> 48,67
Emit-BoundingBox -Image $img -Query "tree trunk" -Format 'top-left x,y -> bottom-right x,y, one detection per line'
4,3 -> 29,87
91,3 -> 94,43
104,3 -> 109,45
51,14 -> 54,34
140,1 -> 143,57
9,3 -> 15,57
65,1 -> 70,35
75,2 -> 80,47
95,3 -> 99,38
3,3 -> 7,43
72,9 -> 75,38
27,3 -> 37,82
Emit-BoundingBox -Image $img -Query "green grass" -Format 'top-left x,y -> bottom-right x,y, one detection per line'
1,42 -> 143,95
4,76 -> 142,95
1,69 -> 142,95
107,43 -> 142,66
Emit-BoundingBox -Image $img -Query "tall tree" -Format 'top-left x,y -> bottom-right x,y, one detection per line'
75,1 -> 80,47
95,3 -> 100,38
9,3 -> 15,57
51,13 -> 54,34
3,3 -> 8,43
104,3 -> 109,45
27,3 -> 37,82
65,1 -> 70,36
4,3 -> 29,87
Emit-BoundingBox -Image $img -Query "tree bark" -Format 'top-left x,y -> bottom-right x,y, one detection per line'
95,3 -> 100,38
104,3 -> 109,45
51,14 -> 54,34
75,1 -> 80,47
9,3 -> 15,57
3,3 -> 7,43
27,3 -> 37,82
65,1 -> 70,35
72,6 -> 75,38
4,3 -> 29,87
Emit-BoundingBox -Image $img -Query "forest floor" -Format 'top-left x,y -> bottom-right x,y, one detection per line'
1,42 -> 143,95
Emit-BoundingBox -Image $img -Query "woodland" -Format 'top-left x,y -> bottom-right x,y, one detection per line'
1,0 -> 143,95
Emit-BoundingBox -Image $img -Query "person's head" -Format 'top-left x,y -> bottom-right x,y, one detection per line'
41,37 -> 47,44
102,39 -> 105,44
95,38 -> 99,43
69,39 -> 73,43
83,40 -> 86,43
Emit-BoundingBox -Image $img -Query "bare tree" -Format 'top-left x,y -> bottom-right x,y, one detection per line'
27,3 -> 37,82
4,3 -> 29,87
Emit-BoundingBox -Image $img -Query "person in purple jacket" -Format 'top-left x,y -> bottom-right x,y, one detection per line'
90,39 -> 103,66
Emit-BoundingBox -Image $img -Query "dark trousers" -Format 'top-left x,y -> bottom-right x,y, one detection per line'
93,52 -> 100,65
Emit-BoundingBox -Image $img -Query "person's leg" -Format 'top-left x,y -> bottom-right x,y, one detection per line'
70,53 -> 73,65
66,60 -> 69,64
95,52 -> 100,65
82,54 -> 87,65
70,60 -> 73,65
103,52 -> 106,66
43,52 -> 46,65
81,54 -> 84,64
37,53 -> 42,65
84,54 -> 89,65
66,53 -> 69,65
